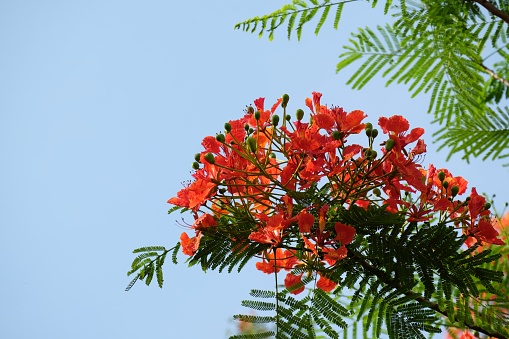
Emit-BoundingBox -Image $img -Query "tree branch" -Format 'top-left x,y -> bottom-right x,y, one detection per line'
471,0 -> 509,25
480,62 -> 509,88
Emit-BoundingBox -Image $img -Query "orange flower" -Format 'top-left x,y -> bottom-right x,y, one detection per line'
284,273 -> 305,295
180,232 -> 200,256
317,273 -> 336,292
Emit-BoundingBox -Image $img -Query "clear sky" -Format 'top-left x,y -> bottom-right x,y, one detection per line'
1,1 -> 508,338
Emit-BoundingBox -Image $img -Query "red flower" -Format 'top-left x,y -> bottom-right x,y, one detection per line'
334,222 -> 356,245
297,210 -> 314,233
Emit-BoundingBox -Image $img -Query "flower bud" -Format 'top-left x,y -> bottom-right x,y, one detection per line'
216,133 -> 225,143
451,185 -> 459,197
371,129 -> 378,138
194,153 -> 201,162
254,111 -> 261,120
285,114 -> 291,121
282,94 -> 290,108
248,128 -> 254,134
204,153 -> 215,164
192,162 -> 200,170
365,122 -> 373,130
244,123 -> 250,131
365,128 -> 372,137
269,152 -> 276,158
218,188 -> 227,194
442,181 -> 449,189
296,109 -> 304,121
246,137 -> 257,153
385,139 -> 395,151
368,150 -> 377,160
373,188 -> 381,196
332,130 -> 342,140
438,171 -> 445,182
272,114 -> 280,126
224,122 -> 232,133
484,202 -> 492,210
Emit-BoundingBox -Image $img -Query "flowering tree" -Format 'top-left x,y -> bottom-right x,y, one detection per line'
127,92 -> 509,338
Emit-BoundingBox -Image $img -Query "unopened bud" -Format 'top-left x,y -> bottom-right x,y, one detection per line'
218,188 -> 227,194
296,109 -> 304,121
442,181 -> 449,189
484,202 -> 492,210
224,122 -> 232,133
204,153 -> 215,164
282,94 -> 290,108
365,128 -> 373,137
272,114 -> 280,126
216,133 -> 225,143
285,114 -> 291,121
371,129 -> 378,138
385,139 -> 395,151
192,162 -> 200,170
365,122 -> 373,130
246,137 -> 257,153
369,150 -> 377,159
194,153 -> 201,162
438,171 -> 445,182
451,185 -> 459,197
373,188 -> 381,196
332,130 -> 342,140
244,123 -> 250,131
254,111 -> 261,120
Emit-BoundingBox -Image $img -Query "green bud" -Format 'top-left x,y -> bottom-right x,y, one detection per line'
365,128 -> 372,137
369,150 -> 377,160
272,114 -> 280,126
371,129 -> 378,138
332,130 -> 342,140
282,94 -> 290,108
442,181 -> 449,189
365,122 -> 373,130
218,188 -> 227,194
254,111 -> 261,120
484,202 -> 492,210
373,188 -> 381,196
269,152 -> 276,158
285,114 -> 291,121
194,153 -> 201,162
246,137 -> 257,153
438,171 -> 446,182
204,153 -> 215,164
192,162 -> 200,170
224,122 -> 232,133
385,139 -> 395,151
248,128 -> 254,134
216,133 -> 225,143
244,123 -> 250,131
296,109 -> 304,121
451,185 -> 459,197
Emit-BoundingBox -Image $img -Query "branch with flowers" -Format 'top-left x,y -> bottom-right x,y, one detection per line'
127,92 -> 509,339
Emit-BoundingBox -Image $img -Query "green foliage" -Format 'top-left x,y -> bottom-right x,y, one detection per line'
226,203 -> 508,338
238,0 -> 509,165
125,243 -> 179,291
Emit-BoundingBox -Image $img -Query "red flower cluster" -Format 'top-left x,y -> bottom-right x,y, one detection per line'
169,92 -> 505,294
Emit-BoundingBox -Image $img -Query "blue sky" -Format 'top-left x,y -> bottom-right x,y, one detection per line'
1,1 -> 508,338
